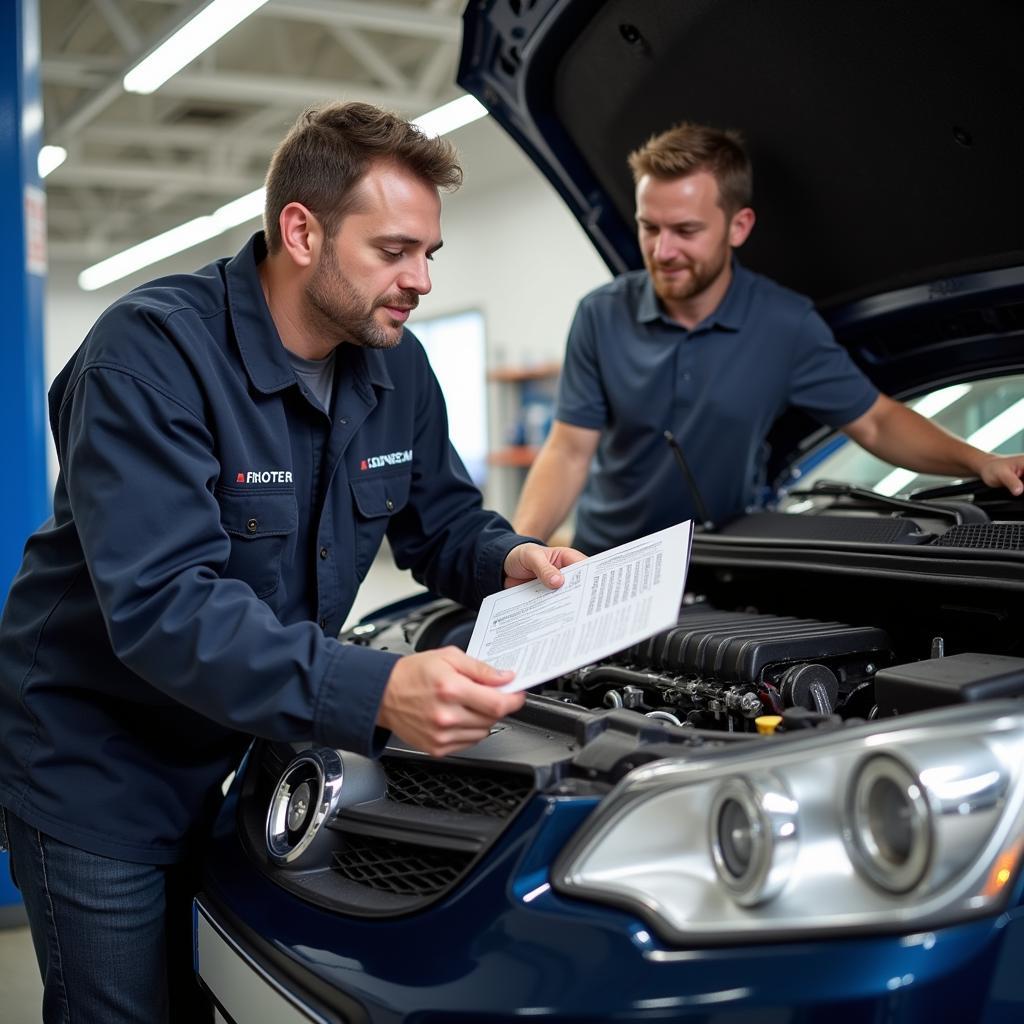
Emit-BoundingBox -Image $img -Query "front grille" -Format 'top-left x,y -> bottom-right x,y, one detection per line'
331,834 -> 472,897
933,524 -> 1024,550
382,756 -> 532,818
244,741 -> 537,916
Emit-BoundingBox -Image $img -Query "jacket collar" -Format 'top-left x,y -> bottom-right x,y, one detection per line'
225,232 -> 394,395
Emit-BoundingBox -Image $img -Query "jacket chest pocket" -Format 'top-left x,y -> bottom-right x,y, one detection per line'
350,473 -> 411,580
217,488 -> 297,598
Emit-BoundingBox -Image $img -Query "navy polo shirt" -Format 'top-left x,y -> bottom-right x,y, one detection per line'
558,260 -> 879,553
0,232 -> 530,864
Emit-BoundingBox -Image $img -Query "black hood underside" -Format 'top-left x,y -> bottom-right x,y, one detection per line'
460,0 -> 1024,310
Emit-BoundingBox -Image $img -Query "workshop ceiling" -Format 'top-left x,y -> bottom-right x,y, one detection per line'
40,0 -> 468,268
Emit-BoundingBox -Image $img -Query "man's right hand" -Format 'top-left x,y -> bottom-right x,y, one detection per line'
377,647 -> 526,757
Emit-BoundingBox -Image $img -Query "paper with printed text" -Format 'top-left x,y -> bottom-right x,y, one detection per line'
467,521 -> 693,693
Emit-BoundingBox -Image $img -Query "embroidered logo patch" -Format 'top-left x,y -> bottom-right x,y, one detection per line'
235,470 -> 294,484
360,450 -> 412,471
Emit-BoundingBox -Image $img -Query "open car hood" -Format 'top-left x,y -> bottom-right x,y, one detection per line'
458,0 -> 1024,469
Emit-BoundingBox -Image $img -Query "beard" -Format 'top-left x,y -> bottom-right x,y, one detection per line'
304,244 -> 418,350
646,241 -> 730,306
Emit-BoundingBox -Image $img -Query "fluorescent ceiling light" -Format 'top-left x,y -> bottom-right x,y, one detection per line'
78,96 -> 489,292
79,188 -> 264,291
412,95 -> 488,138
38,145 -> 67,178
123,0 -> 270,95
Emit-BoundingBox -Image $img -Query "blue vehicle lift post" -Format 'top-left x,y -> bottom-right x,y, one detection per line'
0,0 -> 49,927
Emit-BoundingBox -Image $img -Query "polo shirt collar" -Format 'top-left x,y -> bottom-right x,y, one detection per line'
635,254 -> 753,332
225,231 -> 394,395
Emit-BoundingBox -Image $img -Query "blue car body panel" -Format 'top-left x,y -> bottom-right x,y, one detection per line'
200,777 -> 1024,1022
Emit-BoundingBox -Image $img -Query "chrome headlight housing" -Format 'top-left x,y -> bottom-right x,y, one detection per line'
555,702 -> 1024,942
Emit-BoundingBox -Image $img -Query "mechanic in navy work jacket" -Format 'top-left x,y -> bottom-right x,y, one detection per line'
0,102 -> 583,1023
513,121 -> 1024,554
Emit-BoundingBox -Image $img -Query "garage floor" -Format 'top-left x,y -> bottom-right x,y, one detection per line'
0,550 -> 422,1021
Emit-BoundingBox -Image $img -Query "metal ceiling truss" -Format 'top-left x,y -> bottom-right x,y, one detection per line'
40,0 -> 466,263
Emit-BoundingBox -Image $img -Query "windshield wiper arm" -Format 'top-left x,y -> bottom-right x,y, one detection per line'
787,480 -> 967,525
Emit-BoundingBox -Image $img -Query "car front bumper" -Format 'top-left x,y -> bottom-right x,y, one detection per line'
196,783 -> 1024,1024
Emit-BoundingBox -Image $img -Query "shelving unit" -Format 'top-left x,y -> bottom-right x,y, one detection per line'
486,361 -> 560,515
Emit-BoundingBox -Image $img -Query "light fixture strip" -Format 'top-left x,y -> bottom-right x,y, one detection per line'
123,0 -> 271,96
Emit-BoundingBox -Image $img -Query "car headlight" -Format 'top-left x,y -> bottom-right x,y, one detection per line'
554,702 -> 1024,942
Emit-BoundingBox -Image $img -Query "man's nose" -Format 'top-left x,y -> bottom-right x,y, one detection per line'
652,230 -> 677,263
398,257 -> 432,296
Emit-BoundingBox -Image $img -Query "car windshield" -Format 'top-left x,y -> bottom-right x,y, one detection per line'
793,373 -> 1024,496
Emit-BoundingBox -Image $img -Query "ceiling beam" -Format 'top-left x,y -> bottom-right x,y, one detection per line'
416,39 -> 456,98
80,121 -> 277,151
91,0 -> 142,53
156,69 -> 427,111
48,160 -> 260,194
52,1 -> 208,142
262,0 -> 461,42
331,26 -> 409,92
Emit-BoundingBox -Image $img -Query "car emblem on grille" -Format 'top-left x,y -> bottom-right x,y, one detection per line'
286,782 -> 310,832
266,749 -> 345,866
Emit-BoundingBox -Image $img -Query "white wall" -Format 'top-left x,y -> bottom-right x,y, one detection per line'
42,117 -> 612,511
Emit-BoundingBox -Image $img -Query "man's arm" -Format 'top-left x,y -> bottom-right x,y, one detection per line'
513,421 -> 601,542
842,394 -> 1024,494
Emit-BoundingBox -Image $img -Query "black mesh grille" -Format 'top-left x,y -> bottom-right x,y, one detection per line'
382,757 -> 532,819
933,524 -> 1024,550
331,835 -> 472,896
247,744 -> 536,914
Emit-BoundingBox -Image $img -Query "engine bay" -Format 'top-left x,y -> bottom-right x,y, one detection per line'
345,506 -> 1024,754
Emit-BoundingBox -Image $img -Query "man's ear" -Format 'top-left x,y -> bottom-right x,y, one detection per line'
277,203 -> 322,269
728,206 -> 756,249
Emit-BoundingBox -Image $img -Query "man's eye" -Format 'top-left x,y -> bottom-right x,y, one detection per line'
381,249 -> 402,260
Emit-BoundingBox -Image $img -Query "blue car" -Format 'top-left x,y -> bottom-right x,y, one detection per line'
195,1 -> 1024,1020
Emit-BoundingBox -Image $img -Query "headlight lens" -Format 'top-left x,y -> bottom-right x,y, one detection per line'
709,775 -> 798,906
555,703 -> 1023,942
847,755 -> 932,893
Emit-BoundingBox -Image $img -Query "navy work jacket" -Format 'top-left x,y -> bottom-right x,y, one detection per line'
0,233 -> 528,864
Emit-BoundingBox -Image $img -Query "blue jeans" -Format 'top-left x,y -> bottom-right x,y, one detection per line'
2,807 -> 212,1023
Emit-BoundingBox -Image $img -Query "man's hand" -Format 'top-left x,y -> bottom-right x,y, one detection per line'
976,454 -> 1024,496
377,647 -> 525,757
503,542 -> 587,589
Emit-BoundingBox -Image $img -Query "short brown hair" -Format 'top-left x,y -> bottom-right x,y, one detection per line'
263,101 -> 463,253
627,122 -> 752,215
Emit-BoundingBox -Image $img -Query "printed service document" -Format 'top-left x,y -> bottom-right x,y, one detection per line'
467,520 -> 694,693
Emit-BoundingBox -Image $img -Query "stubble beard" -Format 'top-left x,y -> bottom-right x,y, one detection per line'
648,242 -> 730,306
304,245 -> 417,350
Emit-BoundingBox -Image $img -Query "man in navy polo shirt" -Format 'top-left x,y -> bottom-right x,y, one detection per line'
513,122 -> 1024,553
0,102 -> 582,1022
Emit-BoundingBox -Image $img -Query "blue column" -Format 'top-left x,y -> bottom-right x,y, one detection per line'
0,0 -> 49,926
